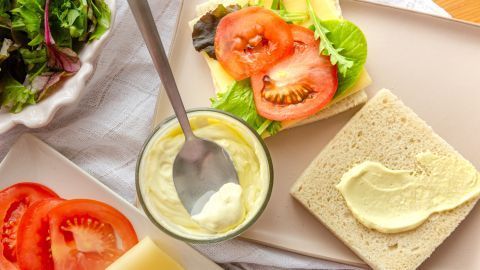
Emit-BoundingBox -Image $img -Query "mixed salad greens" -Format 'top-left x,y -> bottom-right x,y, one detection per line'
0,0 -> 111,113
192,0 -> 367,136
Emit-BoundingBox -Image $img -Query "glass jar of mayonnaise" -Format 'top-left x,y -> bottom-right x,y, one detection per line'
136,109 -> 273,243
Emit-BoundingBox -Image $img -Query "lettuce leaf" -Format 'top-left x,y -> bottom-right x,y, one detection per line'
192,4 -> 240,59
11,0 -> 45,46
30,70 -> 65,100
44,0 -> 81,72
87,0 -> 110,41
19,47 -> 47,66
49,0 -> 89,41
321,20 -> 367,97
211,79 -> 281,135
304,0 -> 367,97
0,72 -> 36,113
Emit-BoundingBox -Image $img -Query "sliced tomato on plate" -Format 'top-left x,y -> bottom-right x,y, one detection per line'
215,7 -> 294,80
0,183 -> 58,270
47,199 -> 138,270
17,199 -> 64,270
251,25 -> 338,121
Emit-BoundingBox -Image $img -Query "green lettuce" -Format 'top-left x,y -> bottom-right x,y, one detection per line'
321,20 -> 367,97
87,0 -> 111,41
49,0 -> 89,42
11,0 -> 45,46
305,0 -> 367,97
211,79 -> 281,136
0,72 -> 36,113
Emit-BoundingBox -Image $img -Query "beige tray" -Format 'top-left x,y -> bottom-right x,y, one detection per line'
153,0 -> 480,268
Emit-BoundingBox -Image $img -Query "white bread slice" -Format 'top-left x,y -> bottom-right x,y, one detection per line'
190,0 -> 371,134
290,89 -> 479,270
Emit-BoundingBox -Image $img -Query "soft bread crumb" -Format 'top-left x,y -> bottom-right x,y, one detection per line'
291,89 -> 479,270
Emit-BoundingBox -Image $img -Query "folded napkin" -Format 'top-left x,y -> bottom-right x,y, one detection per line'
0,0 -> 449,269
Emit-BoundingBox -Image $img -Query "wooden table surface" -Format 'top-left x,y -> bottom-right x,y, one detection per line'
435,0 -> 480,23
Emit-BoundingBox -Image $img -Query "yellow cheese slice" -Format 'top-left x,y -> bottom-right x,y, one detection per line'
106,237 -> 184,270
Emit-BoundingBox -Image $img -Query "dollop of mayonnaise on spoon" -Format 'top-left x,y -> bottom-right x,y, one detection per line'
192,183 -> 245,233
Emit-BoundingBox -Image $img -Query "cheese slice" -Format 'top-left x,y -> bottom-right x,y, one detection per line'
106,237 -> 184,270
193,0 -> 372,130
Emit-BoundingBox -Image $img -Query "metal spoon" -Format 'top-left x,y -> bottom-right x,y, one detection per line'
128,0 -> 239,215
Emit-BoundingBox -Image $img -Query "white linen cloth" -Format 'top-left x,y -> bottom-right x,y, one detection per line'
0,0 -> 449,269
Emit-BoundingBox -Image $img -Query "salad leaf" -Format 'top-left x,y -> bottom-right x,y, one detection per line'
49,0 -> 88,40
0,38 -> 13,64
19,47 -> 47,66
211,79 -> 281,135
0,72 -> 36,112
0,0 -> 10,17
30,70 -> 64,99
306,0 -> 353,76
192,4 -> 241,59
87,0 -> 111,41
44,0 -> 80,72
11,0 -> 45,46
321,19 -> 367,97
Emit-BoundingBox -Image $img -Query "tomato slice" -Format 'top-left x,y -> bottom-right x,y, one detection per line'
215,7 -> 293,80
17,199 -> 64,270
251,25 -> 338,121
0,183 -> 58,270
47,199 -> 138,270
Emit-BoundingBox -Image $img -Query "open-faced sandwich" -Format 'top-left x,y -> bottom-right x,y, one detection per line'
190,0 -> 371,136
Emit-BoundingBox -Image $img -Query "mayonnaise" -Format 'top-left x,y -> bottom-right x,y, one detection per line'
192,183 -> 245,233
138,111 -> 271,240
336,152 -> 480,234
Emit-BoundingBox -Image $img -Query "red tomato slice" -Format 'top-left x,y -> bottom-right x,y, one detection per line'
17,199 -> 64,270
215,7 -> 294,80
47,199 -> 138,270
251,25 -> 338,121
0,183 -> 58,270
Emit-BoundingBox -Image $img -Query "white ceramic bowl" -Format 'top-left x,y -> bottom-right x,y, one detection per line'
0,0 -> 116,134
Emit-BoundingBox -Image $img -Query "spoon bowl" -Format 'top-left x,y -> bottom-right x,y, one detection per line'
173,137 -> 238,215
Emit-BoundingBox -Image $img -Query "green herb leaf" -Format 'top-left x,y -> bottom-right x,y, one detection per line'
211,79 -> 281,135
87,0 -> 111,41
11,0 -> 45,42
306,0 -> 353,76
321,19 -> 367,97
0,72 -> 36,113
19,47 -> 47,66
192,4 -> 241,59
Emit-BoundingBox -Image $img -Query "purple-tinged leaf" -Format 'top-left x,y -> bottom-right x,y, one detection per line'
44,0 -> 81,73
30,71 -> 66,100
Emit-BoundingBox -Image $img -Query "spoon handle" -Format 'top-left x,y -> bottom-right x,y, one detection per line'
128,0 -> 195,139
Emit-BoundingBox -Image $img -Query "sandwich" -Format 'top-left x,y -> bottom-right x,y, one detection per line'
291,89 -> 480,270
189,0 -> 371,136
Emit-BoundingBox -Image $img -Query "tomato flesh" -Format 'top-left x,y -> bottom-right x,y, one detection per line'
17,199 -> 63,270
48,199 -> 138,270
251,25 -> 338,121
0,183 -> 58,270
215,7 -> 293,80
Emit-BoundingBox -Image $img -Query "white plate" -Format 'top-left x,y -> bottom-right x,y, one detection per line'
0,134 -> 221,270
153,0 -> 480,268
0,0 -> 116,134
